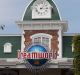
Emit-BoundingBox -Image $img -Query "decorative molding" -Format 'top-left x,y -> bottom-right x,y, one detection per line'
0,34 -> 21,36
16,20 -> 68,32
30,33 -> 52,39
0,58 -> 73,68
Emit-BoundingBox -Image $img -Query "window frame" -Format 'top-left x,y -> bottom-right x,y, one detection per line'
30,33 -> 52,49
4,43 -> 12,53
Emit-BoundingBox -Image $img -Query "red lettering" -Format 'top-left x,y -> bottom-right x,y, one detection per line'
27,53 -> 31,59
49,53 -> 53,59
45,52 -> 48,58
32,52 -> 37,59
23,52 -> 27,59
17,50 -> 58,59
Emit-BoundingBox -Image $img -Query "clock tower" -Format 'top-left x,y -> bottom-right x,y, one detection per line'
16,0 -> 68,59
32,0 -> 51,19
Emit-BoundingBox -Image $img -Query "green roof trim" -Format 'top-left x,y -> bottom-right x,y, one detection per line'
23,0 -> 60,21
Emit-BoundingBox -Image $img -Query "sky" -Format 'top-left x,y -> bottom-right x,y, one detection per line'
0,0 -> 80,34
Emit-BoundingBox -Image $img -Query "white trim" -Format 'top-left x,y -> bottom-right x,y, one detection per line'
30,33 -> 52,39
49,38 -> 51,50
21,31 -> 25,52
57,29 -> 62,58
0,34 -> 21,36
0,33 -> 78,37
63,33 -> 80,36
16,20 -> 68,32
22,0 -> 33,20
0,58 -> 23,63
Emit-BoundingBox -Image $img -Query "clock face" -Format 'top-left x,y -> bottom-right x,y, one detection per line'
35,3 -> 49,16
32,0 -> 51,19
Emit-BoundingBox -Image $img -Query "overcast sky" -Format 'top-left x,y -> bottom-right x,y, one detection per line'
0,0 -> 80,34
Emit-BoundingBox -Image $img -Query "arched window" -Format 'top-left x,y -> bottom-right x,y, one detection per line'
4,43 -> 12,53
30,33 -> 52,49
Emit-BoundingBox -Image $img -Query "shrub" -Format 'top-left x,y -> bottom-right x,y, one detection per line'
73,35 -> 80,75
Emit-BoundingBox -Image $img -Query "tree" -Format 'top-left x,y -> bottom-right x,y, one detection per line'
73,35 -> 80,75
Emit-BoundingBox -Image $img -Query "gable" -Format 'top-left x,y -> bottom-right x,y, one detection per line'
23,0 -> 60,20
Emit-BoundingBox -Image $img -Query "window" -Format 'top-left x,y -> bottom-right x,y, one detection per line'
4,43 -> 12,53
34,37 -> 41,44
72,43 -> 74,52
30,33 -> 52,49
42,37 -> 49,47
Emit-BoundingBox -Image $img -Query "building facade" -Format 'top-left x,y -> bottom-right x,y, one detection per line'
0,0 -> 73,75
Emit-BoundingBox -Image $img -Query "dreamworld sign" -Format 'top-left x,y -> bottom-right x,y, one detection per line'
18,44 -> 58,67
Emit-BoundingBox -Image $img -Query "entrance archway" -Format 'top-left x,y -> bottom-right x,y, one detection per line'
0,69 -> 19,75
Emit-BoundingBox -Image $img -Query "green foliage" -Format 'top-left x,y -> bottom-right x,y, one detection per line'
73,35 -> 80,75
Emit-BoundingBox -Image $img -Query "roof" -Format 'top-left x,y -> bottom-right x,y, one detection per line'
0,33 -> 79,36
0,34 -> 22,36
0,36 -> 21,58
63,33 -> 80,36
23,0 -> 60,21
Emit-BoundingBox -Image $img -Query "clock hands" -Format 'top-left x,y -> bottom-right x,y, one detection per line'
34,2 -> 49,16
32,0 -> 51,19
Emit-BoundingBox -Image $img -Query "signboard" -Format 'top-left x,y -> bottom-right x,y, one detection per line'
18,44 -> 58,70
